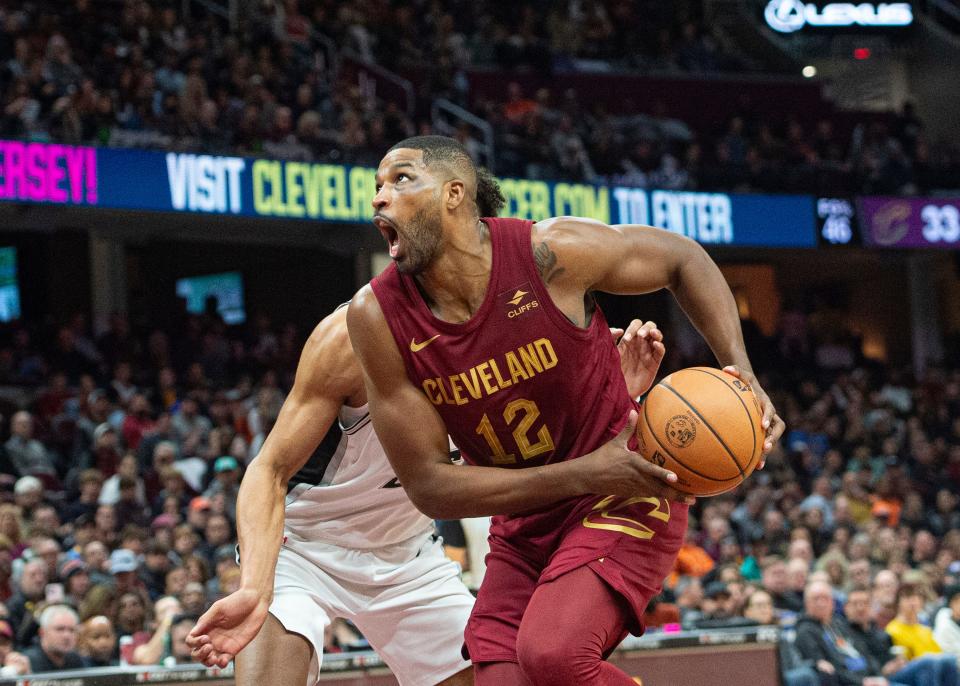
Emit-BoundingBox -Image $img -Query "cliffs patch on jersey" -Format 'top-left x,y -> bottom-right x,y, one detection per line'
501,281 -> 539,319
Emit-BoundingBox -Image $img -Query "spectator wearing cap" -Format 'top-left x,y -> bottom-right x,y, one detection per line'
7,558 -> 47,647
185,497 -> 211,535
23,604 -> 85,673
6,411 -> 56,479
62,469 -> 104,523
108,549 -> 144,596
0,618 -> 29,676
202,456 -> 241,521
77,615 -> 116,667
60,559 -> 89,609
693,581 -> 753,629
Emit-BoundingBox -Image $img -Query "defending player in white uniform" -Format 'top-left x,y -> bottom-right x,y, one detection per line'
187,304 -> 664,686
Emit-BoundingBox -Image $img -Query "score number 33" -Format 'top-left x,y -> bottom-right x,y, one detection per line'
475,398 -> 554,464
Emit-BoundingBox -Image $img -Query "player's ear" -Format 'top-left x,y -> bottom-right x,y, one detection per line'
444,179 -> 466,211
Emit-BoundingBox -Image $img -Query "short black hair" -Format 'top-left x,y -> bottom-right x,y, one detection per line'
387,136 -> 504,218
388,135 -> 473,171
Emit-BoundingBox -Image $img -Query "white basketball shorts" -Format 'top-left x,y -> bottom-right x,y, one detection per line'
269,531 -> 474,686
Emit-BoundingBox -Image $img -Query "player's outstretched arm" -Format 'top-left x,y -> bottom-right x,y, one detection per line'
533,217 -> 785,458
347,287 -> 690,519
188,309 -> 354,668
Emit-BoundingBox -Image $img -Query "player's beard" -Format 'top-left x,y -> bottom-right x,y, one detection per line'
395,202 -> 443,275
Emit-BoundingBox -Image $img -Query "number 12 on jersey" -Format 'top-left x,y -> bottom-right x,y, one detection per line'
475,398 -> 555,464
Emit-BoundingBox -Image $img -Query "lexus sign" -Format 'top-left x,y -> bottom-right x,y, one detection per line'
764,0 -> 914,32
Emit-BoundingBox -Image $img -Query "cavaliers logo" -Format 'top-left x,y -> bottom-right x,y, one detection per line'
665,414 -> 697,449
870,201 -> 911,246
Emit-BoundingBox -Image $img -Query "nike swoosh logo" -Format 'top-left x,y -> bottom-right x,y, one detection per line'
410,334 -> 441,352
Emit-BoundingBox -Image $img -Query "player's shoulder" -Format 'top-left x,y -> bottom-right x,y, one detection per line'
345,284 -> 387,335
532,215 -> 614,247
301,306 -> 357,378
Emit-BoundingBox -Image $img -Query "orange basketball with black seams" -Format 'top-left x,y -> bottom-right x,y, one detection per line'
636,367 -> 764,497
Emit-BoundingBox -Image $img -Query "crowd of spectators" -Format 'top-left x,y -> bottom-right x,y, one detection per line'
4,0 -> 957,195
0,0 -> 745,164
0,292 -> 957,681
611,312 -> 960,686
480,87 -> 960,195
0,307 -> 373,675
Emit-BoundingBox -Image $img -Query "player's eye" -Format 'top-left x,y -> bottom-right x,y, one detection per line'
396,173 -> 409,183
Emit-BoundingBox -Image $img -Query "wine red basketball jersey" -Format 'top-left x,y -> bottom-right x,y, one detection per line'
370,217 -> 634,470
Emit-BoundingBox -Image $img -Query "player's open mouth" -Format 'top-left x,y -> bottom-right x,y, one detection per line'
373,216 -> 400,258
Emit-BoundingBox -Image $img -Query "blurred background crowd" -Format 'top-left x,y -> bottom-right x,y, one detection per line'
0,0 -> 958,683
0,300 -> 957,682
2,0 -> 958,195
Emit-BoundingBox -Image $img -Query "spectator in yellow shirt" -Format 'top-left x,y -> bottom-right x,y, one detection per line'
886,584 -> 957,673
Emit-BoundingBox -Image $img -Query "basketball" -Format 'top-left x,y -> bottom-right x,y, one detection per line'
636,367 -> 764,497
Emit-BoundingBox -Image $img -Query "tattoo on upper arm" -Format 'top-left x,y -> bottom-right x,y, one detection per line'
533,241 -> 566,284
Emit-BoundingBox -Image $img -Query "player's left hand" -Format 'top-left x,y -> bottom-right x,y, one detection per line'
722,365 -> 784,469
612,320 -> 665,399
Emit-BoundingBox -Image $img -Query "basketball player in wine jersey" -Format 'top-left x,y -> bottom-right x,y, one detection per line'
185,263 -> 671,681
347,136 -> 785,686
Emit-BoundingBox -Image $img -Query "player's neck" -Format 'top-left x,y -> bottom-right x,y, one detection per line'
415,219 -> 491,323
